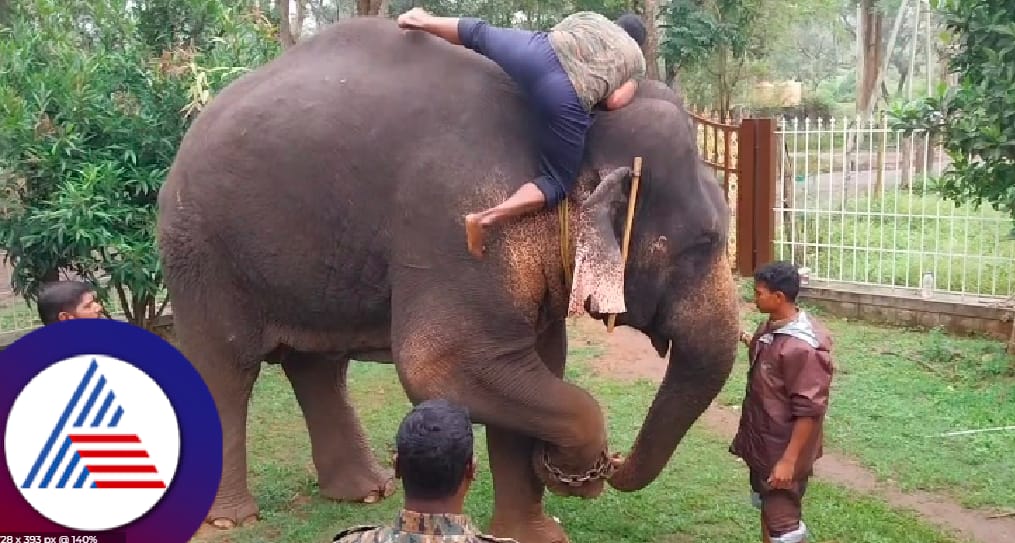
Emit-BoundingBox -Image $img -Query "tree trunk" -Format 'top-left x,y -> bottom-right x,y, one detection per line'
278,0 -> 297,48
847,0 -> 884,173
356,0 -> 385,16
294,0 -> 305,41
665,63 -> 679,89
642,0 -> 661,80
857,0 -> 883,118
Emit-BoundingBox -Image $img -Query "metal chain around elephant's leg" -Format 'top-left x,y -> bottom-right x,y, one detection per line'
541,447 -> 620,487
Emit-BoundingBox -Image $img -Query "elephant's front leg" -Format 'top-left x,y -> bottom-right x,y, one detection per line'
487,319 -> 570,543
280,352 -> 395,503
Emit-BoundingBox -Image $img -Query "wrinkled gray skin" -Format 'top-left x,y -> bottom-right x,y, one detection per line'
157,16 -> 738,543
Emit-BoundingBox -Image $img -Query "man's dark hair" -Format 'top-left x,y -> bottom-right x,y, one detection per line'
395,399 -> 474,500
615,13 -> 646,47
37,280 -> 94,324
753,261 -> 801,302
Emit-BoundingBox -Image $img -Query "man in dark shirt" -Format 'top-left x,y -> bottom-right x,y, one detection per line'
731,261 -> 835,543
396,9 -> 646,259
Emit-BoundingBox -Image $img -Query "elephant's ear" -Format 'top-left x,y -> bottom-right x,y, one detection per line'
566,166 -> 634,316
582,166 -> 632,211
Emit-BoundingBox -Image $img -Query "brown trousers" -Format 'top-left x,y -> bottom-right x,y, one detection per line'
750,469 -> 808,537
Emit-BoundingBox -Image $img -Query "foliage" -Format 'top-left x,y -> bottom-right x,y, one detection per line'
0,0 -> 279,327
887,0 -> 1015,221
659,0 -> 799,117
766,15 -> 851,89
660,0 -> 761,67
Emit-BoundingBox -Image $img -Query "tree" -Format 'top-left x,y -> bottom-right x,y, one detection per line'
658,0 -> 792,119
889,0 -> 1015,220
0,0 -> 279,328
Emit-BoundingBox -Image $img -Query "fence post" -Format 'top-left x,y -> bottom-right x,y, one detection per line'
752,118 -> 777,269
735,118 -> 777,276
736,120 -> 757,276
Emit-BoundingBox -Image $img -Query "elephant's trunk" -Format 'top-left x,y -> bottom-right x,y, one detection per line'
607,257 -> 738,492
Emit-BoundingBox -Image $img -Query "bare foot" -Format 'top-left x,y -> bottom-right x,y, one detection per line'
489,514 -> 569,543
465,213 -> 486,259
610,452 -> 626,472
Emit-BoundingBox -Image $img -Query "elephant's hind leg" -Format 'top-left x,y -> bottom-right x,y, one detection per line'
172,306 -> 263,529
280,352 -> 395,503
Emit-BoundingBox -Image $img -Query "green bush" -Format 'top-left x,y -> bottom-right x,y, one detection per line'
0,0 -> 279,327
888,0 -> 1015,222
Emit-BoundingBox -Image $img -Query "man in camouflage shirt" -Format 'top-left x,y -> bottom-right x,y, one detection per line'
397,9 -> 647,259
333,399 -> 517,543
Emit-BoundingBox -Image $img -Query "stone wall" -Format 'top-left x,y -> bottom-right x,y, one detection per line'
801,279 -> 1014,342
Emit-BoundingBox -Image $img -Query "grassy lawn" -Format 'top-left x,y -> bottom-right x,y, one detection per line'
723,284 -> 1015,511
193,339 -> 968,543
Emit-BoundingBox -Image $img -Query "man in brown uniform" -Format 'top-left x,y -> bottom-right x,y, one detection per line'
396,9 -> 646,258
731,261 -> 835,543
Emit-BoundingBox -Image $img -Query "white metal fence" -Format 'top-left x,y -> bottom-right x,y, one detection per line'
774,116 -> 1015,301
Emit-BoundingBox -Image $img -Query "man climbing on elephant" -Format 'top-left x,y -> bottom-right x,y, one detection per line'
396,9 -> 648,259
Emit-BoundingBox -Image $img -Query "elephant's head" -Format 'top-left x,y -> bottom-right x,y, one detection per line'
564,80 -> 739,493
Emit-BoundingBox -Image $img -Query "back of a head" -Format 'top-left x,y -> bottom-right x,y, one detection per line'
37,280 -> 93,324
615,13 -> 646,47
396,399 -> 474,500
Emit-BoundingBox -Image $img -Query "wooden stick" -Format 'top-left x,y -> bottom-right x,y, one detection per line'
608,156 -> 642,333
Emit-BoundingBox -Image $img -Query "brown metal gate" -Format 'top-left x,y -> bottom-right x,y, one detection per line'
688,112 -> 776,277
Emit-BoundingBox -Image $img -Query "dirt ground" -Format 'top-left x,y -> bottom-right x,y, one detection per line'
569,317 -> 1015,543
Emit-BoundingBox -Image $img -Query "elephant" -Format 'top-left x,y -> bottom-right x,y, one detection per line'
156,15 -> 739,543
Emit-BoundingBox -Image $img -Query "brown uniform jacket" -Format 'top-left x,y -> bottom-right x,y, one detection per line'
730,310 -> 835,479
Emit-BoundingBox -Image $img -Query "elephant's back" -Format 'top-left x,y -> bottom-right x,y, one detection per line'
158,17 -> 538,321
165,17 -> 533,218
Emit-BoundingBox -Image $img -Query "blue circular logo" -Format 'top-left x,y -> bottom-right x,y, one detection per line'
0,319 -> 222,541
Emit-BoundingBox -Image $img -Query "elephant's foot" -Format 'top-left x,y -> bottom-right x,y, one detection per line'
319,466 -> 397,504
204,495 -> 260,530
489,514 -> 569,543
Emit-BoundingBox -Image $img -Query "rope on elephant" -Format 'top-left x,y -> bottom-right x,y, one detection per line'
559,199 -> 573,287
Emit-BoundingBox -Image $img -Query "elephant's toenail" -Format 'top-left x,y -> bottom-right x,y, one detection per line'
211,518 -> 235,530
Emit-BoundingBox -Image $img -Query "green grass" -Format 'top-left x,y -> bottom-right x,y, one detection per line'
192,339 -> 970,543
724,291 -> 1015,511
775,191 -> 1015,297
